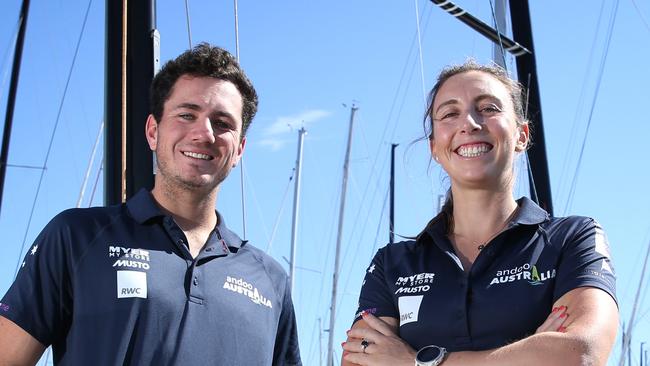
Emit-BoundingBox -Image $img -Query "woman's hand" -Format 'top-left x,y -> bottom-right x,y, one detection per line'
342,311 -> 416,366
536,306 -> 570,333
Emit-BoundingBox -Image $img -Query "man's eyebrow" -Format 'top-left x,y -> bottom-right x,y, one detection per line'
174,102 -> 202,111
173,103 -> 237,122
210,110 -> 236,121
434,99 -> 458,114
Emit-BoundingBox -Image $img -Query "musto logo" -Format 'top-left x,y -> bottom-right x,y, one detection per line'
222,276 -> 273,309
489,264 -> 556,286
394,272 -> 435,294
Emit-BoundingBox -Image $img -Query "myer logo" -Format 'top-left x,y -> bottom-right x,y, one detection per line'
108,246 -> 150,261
394,272 -> 435,294
395,272 -> 435,286
222,276 -> 272,308
488,263 -> 556,286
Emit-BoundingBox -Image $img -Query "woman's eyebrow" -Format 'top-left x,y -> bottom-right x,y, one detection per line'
435,99 -> 459,114
474,94 -> 502,105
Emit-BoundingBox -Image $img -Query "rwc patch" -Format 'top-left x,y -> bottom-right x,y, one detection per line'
398,295 -> 423,326
117,270 -> 147,299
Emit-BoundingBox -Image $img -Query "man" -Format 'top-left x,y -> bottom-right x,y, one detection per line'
0,43 -> 301,365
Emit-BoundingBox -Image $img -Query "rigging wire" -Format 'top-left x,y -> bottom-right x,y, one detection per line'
233,0 -> 247,239
234,0 -> 241,61
338,183 -> 390,308
265,168 -> 294,253
0,18 -> 21,102
12,0 -> 94,278
563,0 -> 619,214
322,6 -> 436,357
488,0 -> 508,68
413,0 -> 427,108
487,1 -> 547,206
88,157 -> 104,208
520,73 -> 541,205
243,164 -> 273,246
76,121 -> 103,208
630,0 -> 650,33
184,0 -> 193,48
489,0 -> 537,202
555,1 -> 606,211
324,6 -> 434,337
305,143 -> 344,363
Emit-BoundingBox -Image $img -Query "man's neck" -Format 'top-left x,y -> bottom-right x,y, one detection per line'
150,183 -> 218,235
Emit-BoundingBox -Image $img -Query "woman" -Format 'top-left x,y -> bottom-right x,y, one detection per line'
341,61 -> 618,366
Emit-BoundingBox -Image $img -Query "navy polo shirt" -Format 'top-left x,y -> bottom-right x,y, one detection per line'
354,197 -> 616,352
1,189 -> 301,365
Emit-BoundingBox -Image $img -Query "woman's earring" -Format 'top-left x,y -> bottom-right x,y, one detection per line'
434,155 -> 439,162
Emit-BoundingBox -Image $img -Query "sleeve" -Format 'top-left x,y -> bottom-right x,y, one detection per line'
553,217 -> 617,304
353,246 -> 399,324
0,213 -> 73,346
272,276 -> 302,366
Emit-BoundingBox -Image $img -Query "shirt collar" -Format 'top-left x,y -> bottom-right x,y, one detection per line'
511,196 -> 549,225
216,211 -> 246,250
419,196 -> 549,244
126,189 -> 247,250
127,189 -> 165,223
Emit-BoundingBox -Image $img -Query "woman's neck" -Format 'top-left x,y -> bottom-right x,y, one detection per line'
449,187 -> 518,250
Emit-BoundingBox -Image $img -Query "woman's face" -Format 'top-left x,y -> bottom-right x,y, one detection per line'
429,71 -> 528,190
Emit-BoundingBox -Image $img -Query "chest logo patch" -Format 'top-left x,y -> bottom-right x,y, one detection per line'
488,263 -> 556,286
398,295 -> 423,327
394,272 -> 435,294
117,270 -> 147,299
222,276 -> 273,309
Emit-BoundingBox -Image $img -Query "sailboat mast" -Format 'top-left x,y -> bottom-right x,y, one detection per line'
0,0 -> 31,215
509,0 -> 554,215
491,0 -> 507,68
105,0 -> 158,205
289,127 -> 306,292
618,239 -> 650,366
389,143 -> 397,244
327,104 -> 358,366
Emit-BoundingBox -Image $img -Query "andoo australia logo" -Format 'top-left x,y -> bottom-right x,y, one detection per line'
489,263 -> 556,286
223,276 -> 273,309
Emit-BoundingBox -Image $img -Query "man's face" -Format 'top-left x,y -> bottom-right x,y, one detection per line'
145,75 -> 246,194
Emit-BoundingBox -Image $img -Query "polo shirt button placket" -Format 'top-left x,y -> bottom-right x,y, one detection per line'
193,276 -> 199,286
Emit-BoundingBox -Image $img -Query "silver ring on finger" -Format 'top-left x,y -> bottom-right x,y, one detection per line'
361,338 -> 370,353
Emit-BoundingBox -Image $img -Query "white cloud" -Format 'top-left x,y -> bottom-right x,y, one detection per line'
258,139 -> 288,152
259,109 -> 331,150
264,109 -> 331,137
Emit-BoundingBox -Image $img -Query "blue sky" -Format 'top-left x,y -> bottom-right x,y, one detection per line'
1,1 -> 649,365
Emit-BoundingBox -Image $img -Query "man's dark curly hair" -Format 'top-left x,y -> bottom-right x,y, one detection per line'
150,43 -> 258,136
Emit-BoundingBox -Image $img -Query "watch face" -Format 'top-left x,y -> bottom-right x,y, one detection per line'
417,345 -> 442,362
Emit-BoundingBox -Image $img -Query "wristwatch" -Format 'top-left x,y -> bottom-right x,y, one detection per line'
415,345 -> 447,366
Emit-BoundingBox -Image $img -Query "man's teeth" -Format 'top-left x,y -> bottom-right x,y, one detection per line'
457,144 -> 490,158
183,151 -> 212,160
